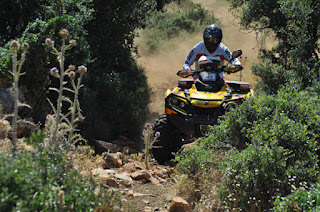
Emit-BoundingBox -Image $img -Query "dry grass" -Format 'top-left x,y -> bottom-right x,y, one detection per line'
68,145 -> 99,175
0,119 -> 11,139
0,137 -> 35,153
174,150 -> 228,211
0,138 -> 13,151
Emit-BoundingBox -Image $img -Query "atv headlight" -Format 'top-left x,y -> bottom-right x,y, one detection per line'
170,97 -> 178,105
180,102 -> 186,108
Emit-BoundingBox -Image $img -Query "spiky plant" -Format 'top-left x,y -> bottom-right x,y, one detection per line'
45,29 -> 87,148
142,123 -> 160,169
8,40 -> 31,152
67,65 -> 86,141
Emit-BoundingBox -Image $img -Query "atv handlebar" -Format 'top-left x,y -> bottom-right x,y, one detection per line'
177,70 -> 194,78
222,65 -> 243,74
177,65 -> 243,78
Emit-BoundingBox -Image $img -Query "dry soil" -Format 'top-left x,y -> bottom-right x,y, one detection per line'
130,0 -> 264,210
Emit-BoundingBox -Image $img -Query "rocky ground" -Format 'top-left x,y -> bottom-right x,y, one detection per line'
88,139 -> 191,212
0,136 -> 191,212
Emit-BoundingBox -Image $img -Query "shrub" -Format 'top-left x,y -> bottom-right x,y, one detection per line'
216,85 -> 320,210
219,144 -> 288,211
252,60 -> 292,95
219,118 -> 318,211
175,84 -> 320,210
216,85 -> 320,150
174,145 -> 212,176
173,143 -> 226,211
273,183 -> 320,211
81,60 -> 151,141
0,131 -> 121,211
81,0 -> 154,141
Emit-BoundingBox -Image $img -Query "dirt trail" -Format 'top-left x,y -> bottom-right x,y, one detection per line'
127,1 -> 262,210
137,0 -> 260,122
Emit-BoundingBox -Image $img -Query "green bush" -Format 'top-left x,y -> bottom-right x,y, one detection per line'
273,184 -> 320,211
80,0 -> 155,141
219,117 -> 318,210
215,85 -> 320,210
174,84 -> 320,210
0,131 -> 121,211
219,144 -> 288,211
173,145 -> 212,176
252,60 -> 292,95
307,77 -> 320,96
252,59 -> 320,96
215,85 -> 320,150
81,59 -> 151,140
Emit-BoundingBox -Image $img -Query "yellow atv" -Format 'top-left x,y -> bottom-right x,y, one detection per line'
152,50 -> 252,164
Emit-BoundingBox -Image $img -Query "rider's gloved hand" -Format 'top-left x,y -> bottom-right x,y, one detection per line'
230,64 -> 243,72
178,69 -> 194,78
230,64 -> 242,69
185,67 -> 193,73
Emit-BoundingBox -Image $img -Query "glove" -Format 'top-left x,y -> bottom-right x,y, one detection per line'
233,64 -> 243,69
185,67 -> 192,72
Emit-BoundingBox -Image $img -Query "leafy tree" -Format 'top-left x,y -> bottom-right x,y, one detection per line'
10,1 -> 93,124
228,0 -> 320,93
0,0 -> 158,141
80,0 -> 156,140
0,0 -> 43,45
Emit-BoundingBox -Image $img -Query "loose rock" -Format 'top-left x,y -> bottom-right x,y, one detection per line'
169,197 -> 191,212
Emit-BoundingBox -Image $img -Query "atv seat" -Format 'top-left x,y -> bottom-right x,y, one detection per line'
178,78 -> 194,89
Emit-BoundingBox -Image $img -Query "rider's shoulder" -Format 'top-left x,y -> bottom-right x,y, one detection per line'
218,43 -> 228,50
194,41 -> 205,48
192,41 -> 206,51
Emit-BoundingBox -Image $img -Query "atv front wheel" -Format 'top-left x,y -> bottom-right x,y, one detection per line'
152,114 -> 183,164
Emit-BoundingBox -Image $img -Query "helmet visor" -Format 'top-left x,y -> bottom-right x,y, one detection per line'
205,37 -> 219,46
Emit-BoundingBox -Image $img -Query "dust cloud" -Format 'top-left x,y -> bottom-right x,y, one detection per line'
137,0 -> 261,121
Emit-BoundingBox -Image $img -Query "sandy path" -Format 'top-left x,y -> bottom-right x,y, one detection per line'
137,0 -> 260,121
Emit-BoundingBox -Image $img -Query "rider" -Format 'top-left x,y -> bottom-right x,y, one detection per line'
183,24 -> 242,91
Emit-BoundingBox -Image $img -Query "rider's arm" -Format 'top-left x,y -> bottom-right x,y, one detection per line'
183,50 -> 195,71
230,57 -> 242,66
183,42 -> 202,71
220,45 -> 243,74
222,45 -> 242,67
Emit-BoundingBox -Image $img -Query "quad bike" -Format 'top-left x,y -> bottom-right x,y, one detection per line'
152,49 -> 253,164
